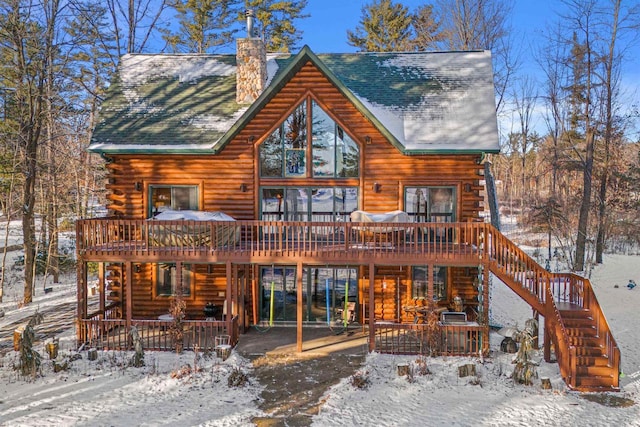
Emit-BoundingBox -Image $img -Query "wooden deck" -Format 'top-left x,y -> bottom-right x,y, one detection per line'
76,218 -> 621,391
76,219 -> 485,265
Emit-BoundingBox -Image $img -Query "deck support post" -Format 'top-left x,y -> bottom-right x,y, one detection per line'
543,276 -> 552,363
427,264 -> 433,301
296,261 -> 303,353
482,261 -> 490,354
368,263 -> 375,352
226,261 -> 232,338
98,262 -> 105,320
125,262 -> 133,334
543,317 -> 552,362
251,265 -> 258,329
76,260 -> 87,345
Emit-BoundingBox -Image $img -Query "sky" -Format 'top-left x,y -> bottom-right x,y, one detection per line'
296,0 -> 550,53
294,0 -> 640,140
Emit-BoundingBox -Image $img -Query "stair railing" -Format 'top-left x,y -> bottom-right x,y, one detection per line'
483,224 -> 619,390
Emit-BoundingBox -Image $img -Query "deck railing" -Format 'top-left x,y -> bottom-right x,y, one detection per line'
373,321 -> 483,356
484,225 -> 619,389
78,313 -> 239,352
76,218 -> 485,261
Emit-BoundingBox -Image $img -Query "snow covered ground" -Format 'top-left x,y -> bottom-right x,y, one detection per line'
1,221 -> 639,426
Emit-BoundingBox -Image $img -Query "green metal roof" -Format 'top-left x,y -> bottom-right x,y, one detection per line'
90,47 -> 500,155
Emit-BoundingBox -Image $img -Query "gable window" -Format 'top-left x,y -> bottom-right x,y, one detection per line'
155,263 -> 192,297
412,266 -> 447,301
311,101 -> 359,178
259,98 -> 359,178
149,185 -> 199,217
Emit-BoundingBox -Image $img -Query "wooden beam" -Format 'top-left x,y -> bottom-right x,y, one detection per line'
251,265 -> 258,327
296,261 -> 303,353
368,263 -> 375,352
98,262 -> 105,317
125,262 -> 133,333
76,260 -> 87,344
482,262 -> 490,355
226,261 -> 232,335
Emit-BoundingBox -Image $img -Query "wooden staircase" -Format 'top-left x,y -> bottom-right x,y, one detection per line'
484,225 -> 620,392
559,305 -> 618,390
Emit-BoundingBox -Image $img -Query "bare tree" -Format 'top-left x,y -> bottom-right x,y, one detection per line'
555,0 -> 598,272
434,0 -> 518,112
512,76 -> 538,212
594,0 -> 639,263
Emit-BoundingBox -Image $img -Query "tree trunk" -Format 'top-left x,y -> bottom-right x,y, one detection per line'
574,131 -> 594,272
595,176 -> 607,264
22,144 -> 38,304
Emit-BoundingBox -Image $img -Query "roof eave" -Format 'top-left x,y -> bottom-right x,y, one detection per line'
403,148 -> 500,155
88,145 -> 217,155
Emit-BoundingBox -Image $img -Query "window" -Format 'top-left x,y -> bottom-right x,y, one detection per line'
311,101 -> 359,178
405,187 -> 456,223
155,263 -> 192,297
261,187 -> 358,221
259,99 -> 359,179
149,185 -> 198,217
412,266 -> 447,301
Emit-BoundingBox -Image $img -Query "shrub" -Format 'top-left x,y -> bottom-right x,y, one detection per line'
228,368 -> 249,387
350,370 -> 370,389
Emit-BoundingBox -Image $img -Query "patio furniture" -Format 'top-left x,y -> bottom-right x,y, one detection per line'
149,210 -> 239,248
215,334 -> 232,360
349,210 -> 410,246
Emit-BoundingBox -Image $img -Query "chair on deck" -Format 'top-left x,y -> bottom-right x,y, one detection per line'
336,302 -> 356,323
215,334 -> 232,360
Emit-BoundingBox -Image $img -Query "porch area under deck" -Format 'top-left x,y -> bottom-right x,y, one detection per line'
76,218 -> 492,356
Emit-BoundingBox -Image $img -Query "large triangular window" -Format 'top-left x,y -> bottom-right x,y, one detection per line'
259,99 -> 359,178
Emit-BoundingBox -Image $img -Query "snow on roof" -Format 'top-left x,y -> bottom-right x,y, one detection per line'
120,54 -> 235,86
90,49 -> 499,154
347,51 -> 499,152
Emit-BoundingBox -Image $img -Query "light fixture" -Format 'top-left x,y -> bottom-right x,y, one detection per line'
134,264 -> 142,273
465,183 -> 472,192
365,136 -> 372,145
134,182 -> 142,191
247,135 -> 255,144
239,183 -> 248,192
373,183 -> 381,193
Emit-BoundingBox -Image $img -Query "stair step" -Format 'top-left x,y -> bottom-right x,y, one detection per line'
559,309 -> 591,318
565,326 -> 597,337
574,346 -> 607,357
576,356 -> 610,367
575,374 -> 616,388
577,365 -> 614,376
563,318 -> 595,327
567,336 -> 603,347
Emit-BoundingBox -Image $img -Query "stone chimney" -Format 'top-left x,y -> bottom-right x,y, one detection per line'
236,9 -> 267,104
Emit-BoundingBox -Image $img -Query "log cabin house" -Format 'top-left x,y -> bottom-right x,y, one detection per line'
76,24 -> 620,391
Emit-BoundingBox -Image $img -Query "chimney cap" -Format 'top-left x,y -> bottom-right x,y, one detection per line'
245,9 -> 255,38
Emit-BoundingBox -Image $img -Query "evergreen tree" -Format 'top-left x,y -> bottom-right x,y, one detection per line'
164,0 -> 241,53
566,32 -> 587,133
246,0 -> 308,53
411,4 -> 446,51
347,0 -> 413,52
